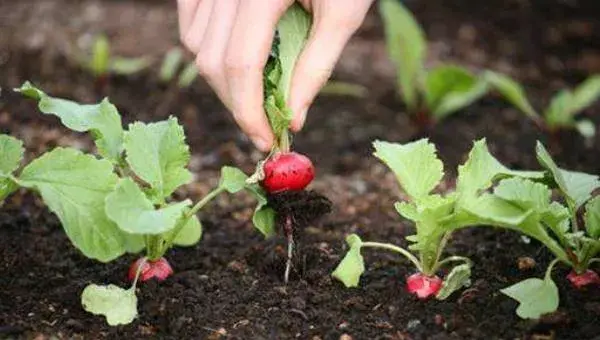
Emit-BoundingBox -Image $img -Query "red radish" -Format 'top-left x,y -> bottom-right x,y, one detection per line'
261,152 -> 315,193
128,257 -> 174,282
406,273 -> 443,299
567,269 -> 600,288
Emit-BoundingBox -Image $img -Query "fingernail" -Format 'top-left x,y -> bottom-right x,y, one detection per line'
293,107 -> 308,131
251,135 -> 270,152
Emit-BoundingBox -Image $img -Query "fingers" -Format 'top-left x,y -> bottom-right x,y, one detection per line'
288,0 -> 373,131
194,0 -> 239,110
224,0 -> 293,151
177,0 -> 200,38
180,0 -> 214,53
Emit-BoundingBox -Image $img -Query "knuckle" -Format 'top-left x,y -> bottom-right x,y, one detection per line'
224,57 -> 261,77
325,11 -> 363,33
180,33 -> 196,52
195,54 -> 222,77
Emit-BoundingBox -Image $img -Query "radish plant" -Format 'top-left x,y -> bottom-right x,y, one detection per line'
492,143 -> 600,319
78,34 -> 152,90
6,82 -> 247,326
158,47 -> 199,88
243,3 -> 330,283
333,138 -> 546,299
485,71 -> 600,140
379,0 -> 489,127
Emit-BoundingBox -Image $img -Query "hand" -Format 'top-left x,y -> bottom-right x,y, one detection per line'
177,0 -> 374,151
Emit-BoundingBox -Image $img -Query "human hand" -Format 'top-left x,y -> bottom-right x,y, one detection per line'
177,0 -> 374,151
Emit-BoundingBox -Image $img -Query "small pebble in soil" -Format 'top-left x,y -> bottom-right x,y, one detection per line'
434,314 -> 445,326
517,256 -> 536,270
406,319 -> 422,331
339,334 -> 353,340
338,321 -> 349,330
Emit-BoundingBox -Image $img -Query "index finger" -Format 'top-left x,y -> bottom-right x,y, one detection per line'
224,0 -> 293,151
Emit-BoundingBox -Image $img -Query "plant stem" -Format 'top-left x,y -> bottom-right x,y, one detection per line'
545,258 -> 561,281
130,257 -> 148,289
433,256 -> 473,272
160,186 -> 225,255
147,235 -> 163,261
567,200 -> 580,233
361,242 -> 423,273
279,129 -> 290,153
283,215 -> 294,284
433,232 -> 452,269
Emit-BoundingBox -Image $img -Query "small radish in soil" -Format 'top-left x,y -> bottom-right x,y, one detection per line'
406,273 -> 443,299
128,257 -> 173,282
261,152 -> 314,193
567,269 -> 600,288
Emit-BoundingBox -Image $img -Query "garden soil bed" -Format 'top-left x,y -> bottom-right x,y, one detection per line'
1,0 -> 600,339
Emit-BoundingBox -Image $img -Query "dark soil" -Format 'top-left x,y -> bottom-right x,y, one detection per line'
1,0 -> 600,339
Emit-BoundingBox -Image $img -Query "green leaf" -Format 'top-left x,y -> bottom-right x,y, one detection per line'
461,194 -> 532,226
264,92 -> 293,139
253,203 -> 276,238
245,183 -> 276,237
105,178 -> 190,235
541,202 -> 571,238
379,0 -> 426,111
544,90 -> 574,127
19,148 -> 126,262
319,81 -> 368,98
219,166 -> 248,194
332,234 -> 365,288
536,142 -> 600,209
0,135 -> 24,175
436,264 -> 471,300
168,213 -> 202,246
570,75 -> 600,114
584,196 -> 600,239
425,66 -> 488,119
425,66 -> 475,108
177,62 -> 198,88
457,139 -> 543,199
431,78 -> 488,119
124,117 -> 192,199
501,277 -> 559,319
276,2 -> 311,101
494,177 -> 551,212
483,71 -> 538,119
91,34 -> 110,77
575,119 -> 596,139
15,82 -> 124,163
81,284 -> 137,326
110,57 -> 152,75
373,139 -> 443,201
0,135 -> 24,200
395,201 -> 419,221
159,48 -> 183,82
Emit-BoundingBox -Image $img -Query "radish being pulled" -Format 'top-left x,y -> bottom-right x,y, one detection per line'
255,151 -> 328,284
128,257 -> 174,282
261,152 -> 314,193
249,3 -> 331,284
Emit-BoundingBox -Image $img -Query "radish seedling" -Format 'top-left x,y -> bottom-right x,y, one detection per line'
7,82 -> 247,325
379,0 -> 489,127
485,71 -> 600,140
333,138 -> 547,299
76,34 -> 152,91
158,47 -> 199,89
491,143 -> 600,319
